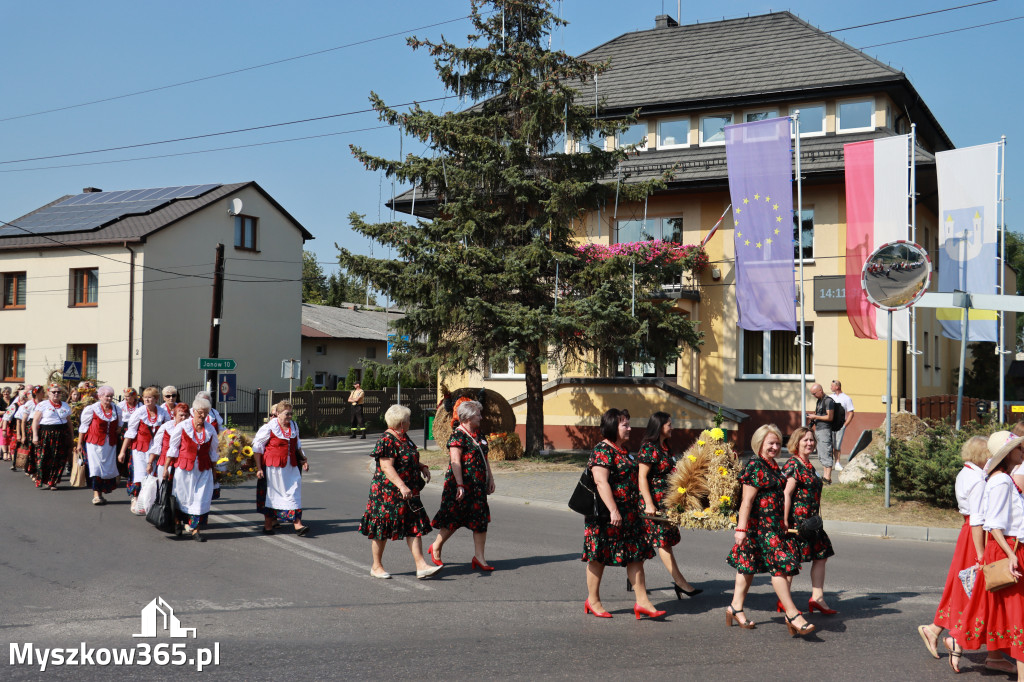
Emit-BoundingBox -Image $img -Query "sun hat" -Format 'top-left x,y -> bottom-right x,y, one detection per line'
985,431 -> 1023,475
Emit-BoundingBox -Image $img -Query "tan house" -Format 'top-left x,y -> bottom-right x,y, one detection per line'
392,11 -> 1015,449
300,302 -> 398,388
0,182 -> 312,392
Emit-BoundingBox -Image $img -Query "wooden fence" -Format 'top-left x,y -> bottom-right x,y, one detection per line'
914,394 -> 982,422
268,388 -> 438,432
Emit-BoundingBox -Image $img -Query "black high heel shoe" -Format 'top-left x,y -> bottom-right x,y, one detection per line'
626,578 -> 633,592
673,583 -> 703,599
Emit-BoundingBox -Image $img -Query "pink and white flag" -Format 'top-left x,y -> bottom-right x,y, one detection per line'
843,135 -> 911,341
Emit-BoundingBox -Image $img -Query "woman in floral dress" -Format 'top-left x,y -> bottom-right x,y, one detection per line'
359,404 -> 441,580
31,384 -> 73,490
582,408 -> 663,620
638,411 -> 701,598
429,400 -> 496,571
726,424 -> 815,636
783,427 -> 836,613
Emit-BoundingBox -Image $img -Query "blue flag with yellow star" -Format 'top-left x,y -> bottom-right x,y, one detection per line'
725,117 -> 796,331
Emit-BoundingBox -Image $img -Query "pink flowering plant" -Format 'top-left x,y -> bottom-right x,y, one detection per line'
576,240 -> 708,275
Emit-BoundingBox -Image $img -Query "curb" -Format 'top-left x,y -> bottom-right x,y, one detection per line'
824,520 -> 958,544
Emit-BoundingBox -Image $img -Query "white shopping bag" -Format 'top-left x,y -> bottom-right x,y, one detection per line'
137,475 -> 159,513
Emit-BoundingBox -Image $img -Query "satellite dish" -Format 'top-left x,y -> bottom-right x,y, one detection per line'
861,240 -> 931,311
228,198 -> 243,216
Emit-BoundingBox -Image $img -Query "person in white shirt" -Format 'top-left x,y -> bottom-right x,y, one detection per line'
77,386 -> 123,505
164,398 -> 219,542
118,387 -> 166,515
15,385 -> 44,480
30,384 -> 73,490
829,380 -> 855,471
148,403 -> 188,481
158,386 -> 179,422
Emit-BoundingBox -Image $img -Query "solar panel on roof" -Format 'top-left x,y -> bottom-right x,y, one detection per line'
0,183 -> 221,238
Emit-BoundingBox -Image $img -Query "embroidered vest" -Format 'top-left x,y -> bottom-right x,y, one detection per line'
263,432 -> 298,468
173,428 -> 213,472
85,408 -> 118,446
157,430 -> 173,467
133,412 -> 160,451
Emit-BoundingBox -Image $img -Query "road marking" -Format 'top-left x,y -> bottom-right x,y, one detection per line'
212,510 -> 433,592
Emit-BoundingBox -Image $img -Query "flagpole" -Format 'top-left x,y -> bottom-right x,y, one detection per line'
998,135 -> 1007,423
909,124 -> 918,416
794,111 -> 807,428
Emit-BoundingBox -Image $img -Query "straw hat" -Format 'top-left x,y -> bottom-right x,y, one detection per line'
985,431 -> 1023,474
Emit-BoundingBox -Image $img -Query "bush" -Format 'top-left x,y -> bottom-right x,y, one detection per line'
344,367 -> 360,390
872,418 -> 995,508
300,376 -> 315,391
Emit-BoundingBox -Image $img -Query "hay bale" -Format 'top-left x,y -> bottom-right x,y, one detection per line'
433,388 -> 516,447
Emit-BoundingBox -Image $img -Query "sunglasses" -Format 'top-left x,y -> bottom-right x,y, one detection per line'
164,394 -> 178,398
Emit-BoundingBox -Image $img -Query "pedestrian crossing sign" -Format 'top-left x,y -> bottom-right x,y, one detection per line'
62,361 -> 82,380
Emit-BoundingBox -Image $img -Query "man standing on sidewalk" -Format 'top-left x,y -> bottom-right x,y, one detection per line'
830,379 -> 855,471
806,383 -> 836,484
348,382 -> 365,439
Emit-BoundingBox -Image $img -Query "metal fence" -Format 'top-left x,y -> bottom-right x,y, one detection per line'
175,382 -> 268,429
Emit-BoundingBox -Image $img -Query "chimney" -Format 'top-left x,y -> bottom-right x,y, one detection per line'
82,187 -> 103,193
655,14 -> 678,29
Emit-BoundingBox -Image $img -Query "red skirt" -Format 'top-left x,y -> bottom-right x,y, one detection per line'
952,535 -> 1024,657
934,518 -> 976,629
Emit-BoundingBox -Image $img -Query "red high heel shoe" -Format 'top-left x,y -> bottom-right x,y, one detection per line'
427,544 -> 444,567
584,599 -> 612,618
808,598 -> 838,615
633,604 -> 667,620
776,600 -> 784,613
471,557 -> 495,572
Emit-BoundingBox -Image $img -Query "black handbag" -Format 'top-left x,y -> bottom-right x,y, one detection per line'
568,468 -> 609,519
146,479 -> 180,533
795,514 -> 824,540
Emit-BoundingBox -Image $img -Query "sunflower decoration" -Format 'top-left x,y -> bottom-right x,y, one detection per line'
662,428 -> 741,530
215,428 -> 258,486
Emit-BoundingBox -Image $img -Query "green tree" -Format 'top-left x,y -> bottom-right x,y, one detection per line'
1004,229 -> 1024,351
301,251 -> 328,304
344,367 -> 360,390
325,267 -> 377,307
338,0 -> 700,454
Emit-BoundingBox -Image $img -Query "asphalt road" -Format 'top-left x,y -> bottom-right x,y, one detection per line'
0,437 -> 987,681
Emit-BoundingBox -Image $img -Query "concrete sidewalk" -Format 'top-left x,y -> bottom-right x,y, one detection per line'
489,469 -> 959,544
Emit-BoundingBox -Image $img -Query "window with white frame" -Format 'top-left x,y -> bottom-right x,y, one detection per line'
740,326 -> 813,379
837,98 -> 874,133
745,109 -> 779,123
793,104 -> 825,137
794,208 -> 814,260
656,117 -> 689,148
489,357 -> 548,379
616,122 -> 649,151
616,217 -> 683,244
700,114 -> 732,145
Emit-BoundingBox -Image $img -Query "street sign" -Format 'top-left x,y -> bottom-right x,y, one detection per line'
198,358 -> 236,371
62,361 -> 82,381
218,373 -> 237,403
387,334 -> 411,359
281,359 -> 301,380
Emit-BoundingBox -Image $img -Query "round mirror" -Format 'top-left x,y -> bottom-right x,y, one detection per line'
861,240 -> 931,311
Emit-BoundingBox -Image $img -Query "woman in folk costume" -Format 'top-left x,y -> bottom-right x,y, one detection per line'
118,387 -> 166,515
77,385 -> 123,505
115,387 -> 140,478
16,385 -> 44,480
148,403 -> 188,481
195,390 -> 226,500
253,400 -> 310,536
31,384 -> 73,490
164,398 -> 219,542
157,386 -> 178,421
3,390 -> 26,465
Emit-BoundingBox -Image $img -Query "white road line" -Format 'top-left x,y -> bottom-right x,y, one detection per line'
212,510 -> 434,592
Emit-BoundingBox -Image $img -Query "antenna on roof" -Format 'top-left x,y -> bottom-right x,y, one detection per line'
228,198 -> 243,216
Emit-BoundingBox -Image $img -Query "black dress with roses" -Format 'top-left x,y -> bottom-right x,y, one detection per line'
582,442 -> 655,566
782,456 -> 835,562
638,441 -> 681,549
726,456 -> 801,577
431,429 -> 490,533
358,431 -> 432,540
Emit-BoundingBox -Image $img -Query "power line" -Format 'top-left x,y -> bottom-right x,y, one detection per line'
0,97 -> 447,165
859,14 -> 1024,48
828,0 -> 1000,32
0,13 -> 484,124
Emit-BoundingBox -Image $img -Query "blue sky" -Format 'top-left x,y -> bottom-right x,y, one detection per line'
0,0 -> 1019,274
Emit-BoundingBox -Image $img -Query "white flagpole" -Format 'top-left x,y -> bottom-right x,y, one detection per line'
795,112 -> 807,428
910,124 -> 918,415
998,135 -> 1007,423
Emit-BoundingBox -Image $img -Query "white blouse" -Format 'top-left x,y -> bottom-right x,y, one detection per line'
34,401 -> 71,426
148,421 -> 177,456
78,402 -> 122,433
15,400 -> 37,421
251,419 -> 303,454
124,407 -> 165,439
166,420 -> 219,461
955,462 -> 987,521
981,472 -> 1024,537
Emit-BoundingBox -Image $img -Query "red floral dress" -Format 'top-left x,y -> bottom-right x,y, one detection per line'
726,456 -> 801,577
782,456 -> 835,562
358,431 -> 431,540
431,429 -> 490,533
638,441 -> 681,548
582,442 -> 655,566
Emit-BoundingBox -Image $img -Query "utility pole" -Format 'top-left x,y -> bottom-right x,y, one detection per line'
207,243 -> 226,400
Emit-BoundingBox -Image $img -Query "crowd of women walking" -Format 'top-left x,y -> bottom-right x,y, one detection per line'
0,382 -> 310,543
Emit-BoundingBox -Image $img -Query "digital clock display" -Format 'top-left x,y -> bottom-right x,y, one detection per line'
813,275 -> 848,311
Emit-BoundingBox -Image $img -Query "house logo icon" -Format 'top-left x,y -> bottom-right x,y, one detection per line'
133,597 -> 197,638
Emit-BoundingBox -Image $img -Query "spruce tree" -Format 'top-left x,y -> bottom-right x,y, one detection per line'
340,0 -> 701,454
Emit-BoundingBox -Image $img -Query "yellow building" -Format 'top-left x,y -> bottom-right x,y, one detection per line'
394,11 -> 1015,450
